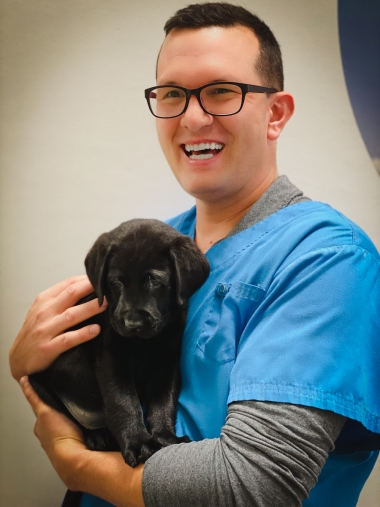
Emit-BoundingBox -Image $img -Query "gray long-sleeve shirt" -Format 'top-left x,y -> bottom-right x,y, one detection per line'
143,401 -> 345,506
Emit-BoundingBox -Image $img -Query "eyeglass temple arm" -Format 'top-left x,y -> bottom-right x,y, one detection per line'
246,84 -> 278,93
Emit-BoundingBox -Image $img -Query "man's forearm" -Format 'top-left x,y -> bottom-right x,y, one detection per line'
68,449 -> 145,507
142,401 -> 346,507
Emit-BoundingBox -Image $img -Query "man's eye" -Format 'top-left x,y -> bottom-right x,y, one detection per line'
156,87 -> 186,101
213,88 -> 232,94
165,90 -> 181,98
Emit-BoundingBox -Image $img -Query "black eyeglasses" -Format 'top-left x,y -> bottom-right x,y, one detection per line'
144,81 -> 278,119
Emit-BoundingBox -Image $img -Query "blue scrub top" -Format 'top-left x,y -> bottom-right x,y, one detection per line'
79,201 -> 380,507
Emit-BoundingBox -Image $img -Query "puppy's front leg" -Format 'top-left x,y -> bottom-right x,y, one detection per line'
96,350 -> 158,468
145,359 -> 190,448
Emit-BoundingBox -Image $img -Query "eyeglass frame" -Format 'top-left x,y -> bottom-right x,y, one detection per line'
144,81 -> 278,119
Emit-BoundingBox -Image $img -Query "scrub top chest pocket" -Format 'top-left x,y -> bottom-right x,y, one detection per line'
196,281 -> 266,364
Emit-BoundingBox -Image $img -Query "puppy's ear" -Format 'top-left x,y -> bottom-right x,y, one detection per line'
169,237 -> 210,306
85,235 -> 114,306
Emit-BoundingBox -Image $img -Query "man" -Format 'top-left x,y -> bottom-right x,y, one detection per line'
10,4 -> 380,507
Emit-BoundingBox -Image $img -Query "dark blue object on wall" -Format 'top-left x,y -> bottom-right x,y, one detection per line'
338,0 -> 380,175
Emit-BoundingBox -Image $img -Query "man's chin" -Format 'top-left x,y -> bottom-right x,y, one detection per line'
175,170 -> 227,200
186,184 -> 230,203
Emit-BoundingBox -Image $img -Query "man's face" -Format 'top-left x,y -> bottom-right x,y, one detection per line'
156,25 -> 278,205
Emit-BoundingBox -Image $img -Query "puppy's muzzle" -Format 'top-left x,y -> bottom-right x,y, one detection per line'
124,316 -> 143,333
112,310 -> 164,339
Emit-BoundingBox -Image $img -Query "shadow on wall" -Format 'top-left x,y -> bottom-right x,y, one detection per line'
338,0 -> 380,176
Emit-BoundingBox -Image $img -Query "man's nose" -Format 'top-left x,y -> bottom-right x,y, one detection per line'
180,95 -> 213,131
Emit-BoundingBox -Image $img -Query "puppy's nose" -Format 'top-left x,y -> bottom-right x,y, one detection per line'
124,318 -> 143,332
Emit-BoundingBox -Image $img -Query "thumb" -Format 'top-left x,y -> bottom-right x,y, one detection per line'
20,376 -> 44,416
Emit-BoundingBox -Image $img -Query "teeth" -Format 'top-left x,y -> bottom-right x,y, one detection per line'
190,153 -> 214,160
185,142 -> 224,152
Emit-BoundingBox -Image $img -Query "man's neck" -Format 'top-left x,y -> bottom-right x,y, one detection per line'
194,170 -> 279,253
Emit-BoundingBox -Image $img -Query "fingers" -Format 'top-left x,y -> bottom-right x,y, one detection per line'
41,275 -> 88,299
20,376 -> 43,417
26,277 -> 95,338
10,275 -> 108,381
20,376 -> 86,454
52,277 -> 96,314
49,293 -> 108,341
35,277 -> 107,341
51,322 -> 102,356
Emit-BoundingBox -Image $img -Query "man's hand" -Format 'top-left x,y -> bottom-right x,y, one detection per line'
20,377 -> 145,506
20,376 -> 88,489
9,275 -> 107,381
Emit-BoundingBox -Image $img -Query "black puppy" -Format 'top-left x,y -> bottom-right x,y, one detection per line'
29,219 -> 209,468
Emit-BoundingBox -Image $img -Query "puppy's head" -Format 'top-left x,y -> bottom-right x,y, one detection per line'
85,219 -> 209,339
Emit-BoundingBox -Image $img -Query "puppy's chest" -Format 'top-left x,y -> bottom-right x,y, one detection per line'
99,337 -> 159,388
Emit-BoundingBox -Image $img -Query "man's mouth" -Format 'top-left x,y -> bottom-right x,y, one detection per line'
183,142 -> 225,160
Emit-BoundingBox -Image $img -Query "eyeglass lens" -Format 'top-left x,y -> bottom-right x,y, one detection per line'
148,83 -> 243,118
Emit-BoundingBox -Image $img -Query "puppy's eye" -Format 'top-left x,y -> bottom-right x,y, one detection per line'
110,278 -> 123,288
145,275 -> 162,289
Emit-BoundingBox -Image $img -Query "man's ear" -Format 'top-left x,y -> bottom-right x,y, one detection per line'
84,236 -> 114,306
267,91 -> 295,141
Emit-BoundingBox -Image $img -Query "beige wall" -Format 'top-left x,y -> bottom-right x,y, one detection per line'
1,1 -> 379,505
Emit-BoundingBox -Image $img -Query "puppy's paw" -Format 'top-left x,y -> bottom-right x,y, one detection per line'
85,430 -> 108,451
122,448 -> 140,468
174,434 -> 191,444
85,428 -> 119,452
121,437 -> 162,467
120,439 -> 149,468
153,431 -> 191,447
137,438 -> 162,464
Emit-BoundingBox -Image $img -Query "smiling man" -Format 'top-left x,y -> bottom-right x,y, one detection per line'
152,21 -> 293,252
10,3 -> 380,507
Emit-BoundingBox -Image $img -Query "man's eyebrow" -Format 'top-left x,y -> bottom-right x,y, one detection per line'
156,78 -> 238,87
209,78 -> 237,83
157,81 -> 181,86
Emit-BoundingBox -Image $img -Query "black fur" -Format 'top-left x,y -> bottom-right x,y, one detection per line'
29,219 -> 209,468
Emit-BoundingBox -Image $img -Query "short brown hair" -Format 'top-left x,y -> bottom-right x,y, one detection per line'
163,2 -> 284,91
